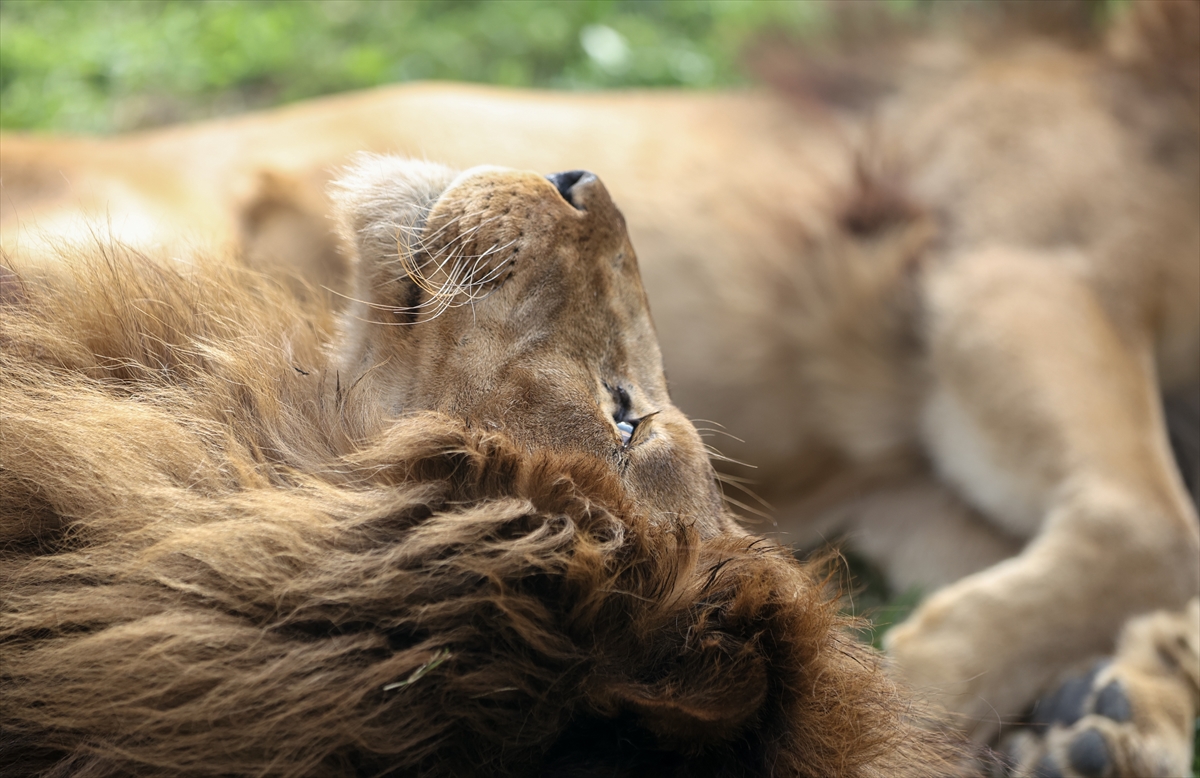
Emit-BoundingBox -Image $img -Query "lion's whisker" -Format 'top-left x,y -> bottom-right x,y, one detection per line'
713,471 -> 773,510
694,427 -> 747,443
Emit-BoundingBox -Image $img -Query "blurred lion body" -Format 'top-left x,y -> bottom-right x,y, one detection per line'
2,1 -> 1198,774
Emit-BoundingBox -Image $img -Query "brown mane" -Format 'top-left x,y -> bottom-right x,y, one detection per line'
0,243 -> 962,776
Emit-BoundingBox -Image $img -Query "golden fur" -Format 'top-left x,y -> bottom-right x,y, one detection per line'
0,160 -> 962,776
2,1 -> 1198,774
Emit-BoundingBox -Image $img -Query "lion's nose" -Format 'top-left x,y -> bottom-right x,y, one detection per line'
546,170 -> 597,210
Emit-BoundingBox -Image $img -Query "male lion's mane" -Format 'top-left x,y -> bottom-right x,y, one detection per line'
0,246 -> 960,777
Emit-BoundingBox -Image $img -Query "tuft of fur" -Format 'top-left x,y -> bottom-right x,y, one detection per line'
0,243 -> 965,776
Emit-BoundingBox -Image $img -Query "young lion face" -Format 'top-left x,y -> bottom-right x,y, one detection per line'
332,157 -> 731,536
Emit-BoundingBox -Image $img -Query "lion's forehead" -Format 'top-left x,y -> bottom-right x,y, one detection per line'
420,174 -> 557,257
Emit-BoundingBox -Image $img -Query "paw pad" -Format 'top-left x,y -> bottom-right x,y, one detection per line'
1000,656 -> 1196,778
999,601 -> 1199,777
1091,680 -> 1131,723
1031,661 -> 1106,729
1065,728 -> 1111,778
1031,753 -> 1065,778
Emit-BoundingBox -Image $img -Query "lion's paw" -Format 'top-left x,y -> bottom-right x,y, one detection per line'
997,600 -> 1199,778
884,577 -> 1036,733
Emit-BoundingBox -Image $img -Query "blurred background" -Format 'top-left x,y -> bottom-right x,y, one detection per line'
0,0 -> 846,134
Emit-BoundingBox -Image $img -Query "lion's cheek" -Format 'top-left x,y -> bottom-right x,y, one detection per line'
624,434 -> 725,536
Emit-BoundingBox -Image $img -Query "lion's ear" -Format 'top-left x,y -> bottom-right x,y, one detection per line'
597,653 -> 768,744
328,155 -> 458,302
235,168 -> 349,300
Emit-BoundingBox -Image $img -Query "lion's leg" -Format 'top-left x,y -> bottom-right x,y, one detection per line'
829,478 -> 1024,594
1001,598 -> 1199,778
885,248 -> 1200,744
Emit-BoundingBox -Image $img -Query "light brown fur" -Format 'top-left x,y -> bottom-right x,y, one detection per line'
2,1 -> 1198,774
0,159 -> 965,776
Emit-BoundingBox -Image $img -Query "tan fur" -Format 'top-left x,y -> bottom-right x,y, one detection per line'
0,159 -> 968,776
2,0 -> 1198,772
1003,599 -> 1200,777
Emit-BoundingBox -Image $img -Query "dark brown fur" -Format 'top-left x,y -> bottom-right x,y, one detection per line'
0,228 -> 961,774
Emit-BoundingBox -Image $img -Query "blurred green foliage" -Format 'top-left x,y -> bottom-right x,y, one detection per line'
835,550 -> 923,649
0,0 -> 832,133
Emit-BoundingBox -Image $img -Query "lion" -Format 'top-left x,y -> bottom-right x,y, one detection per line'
2,2 -> 1198,775
0,157 -> 965,776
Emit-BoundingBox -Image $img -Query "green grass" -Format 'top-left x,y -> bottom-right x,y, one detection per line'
835,549 -> 923,649
0,0 -> 834,133
0,0 -> 1131,134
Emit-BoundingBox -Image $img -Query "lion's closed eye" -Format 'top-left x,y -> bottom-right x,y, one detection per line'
607,383 -> 658,448
624,411 -> 659,448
